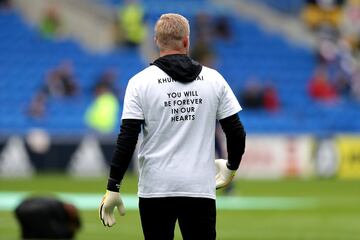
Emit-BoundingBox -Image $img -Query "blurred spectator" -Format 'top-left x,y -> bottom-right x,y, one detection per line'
15,196 -> 81,239
27,61 -> 79,119
85,83 -> 119,134
191,38 -> 216,67
333,71 -> 351,96
239,79 -> 280,111
193,12 -> 233,43
191,13 -> 233,66
116,0 -> 147,47
93,68 -> 120,98
191,13 -> 218,67
214,15 -> 233,40
313,22 -> 358,101
190,12 -> 234,69
302,0 -> 345,31
342,0 -> 360,53
263,83 -> 280,112
193,12 -> 213,44
316,30 -> 340,65
308,66 -> 338,101
42,61 -> 79,98
40,5 -> 61,38
27,92 -> 47,119
239,79 -> 265,109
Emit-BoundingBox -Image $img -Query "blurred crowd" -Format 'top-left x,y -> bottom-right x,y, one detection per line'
27,60 -> 121,134
25,0 -> 283,137
191,12 -> 233,67
22,0 -> 360,136
303,0 -> 360,103
239,79 -> 280,112
189,11 -> 281,114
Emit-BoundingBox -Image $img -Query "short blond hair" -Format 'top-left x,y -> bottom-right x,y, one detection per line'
154,13 -> 190,51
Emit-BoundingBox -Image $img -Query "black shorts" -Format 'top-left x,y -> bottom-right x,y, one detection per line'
139,197 -> 216,240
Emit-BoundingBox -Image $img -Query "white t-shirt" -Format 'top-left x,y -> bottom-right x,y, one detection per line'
122,65 -> 241,199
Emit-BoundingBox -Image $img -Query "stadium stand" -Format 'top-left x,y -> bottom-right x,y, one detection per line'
252,0 -> 305,14
0,9 -> 145,135
0,1 -> 359,136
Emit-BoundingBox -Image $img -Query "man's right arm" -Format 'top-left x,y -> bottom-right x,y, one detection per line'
107,119 -> 144,191
99,119 -> 143,227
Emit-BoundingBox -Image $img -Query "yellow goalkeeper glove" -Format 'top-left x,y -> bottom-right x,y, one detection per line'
99,190 -> 125,227
215,159 -> 236,189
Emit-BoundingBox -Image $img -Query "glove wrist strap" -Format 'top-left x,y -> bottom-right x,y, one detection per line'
107,178 -> 121,192
226,161 -> 235,171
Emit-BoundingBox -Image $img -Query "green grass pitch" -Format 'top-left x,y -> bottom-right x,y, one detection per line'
1,174 -> 359,240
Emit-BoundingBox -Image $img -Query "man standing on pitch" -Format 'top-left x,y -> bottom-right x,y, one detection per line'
99,13 -> 246,240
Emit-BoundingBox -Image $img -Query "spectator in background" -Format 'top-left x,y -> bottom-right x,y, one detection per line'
239,79 -> 280,112
27,92 -> 47,119
42,61 -> 79,98
193,12 -> 213,44
314,29 -> 356,100
27,61 -> 79,119
191,12 -> 232,66
85,83 -> 119,134
191,39 -> 216,68
308,66 -> 338,101
239,79 -> 265,109
214,15 -> 233,40
116,0 -> 147,47
93,68 -> 120,98
302,0 -> 345,31
316,29 -> 340,66
193,12 -> 233,42
263,83 -> 280,112
191,13 -> 217,74
333,71 -> 351,97
40,5 -> 61,38
342,0 -> 360,55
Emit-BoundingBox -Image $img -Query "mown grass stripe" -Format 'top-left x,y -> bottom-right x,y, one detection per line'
0,192 -> 317,211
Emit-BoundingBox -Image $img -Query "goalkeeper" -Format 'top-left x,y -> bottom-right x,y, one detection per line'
99,13 -> 246,240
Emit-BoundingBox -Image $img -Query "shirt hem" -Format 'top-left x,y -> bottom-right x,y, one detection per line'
138,192 -> 216,200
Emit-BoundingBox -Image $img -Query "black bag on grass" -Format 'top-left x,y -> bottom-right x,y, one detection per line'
15,196 -> 81,239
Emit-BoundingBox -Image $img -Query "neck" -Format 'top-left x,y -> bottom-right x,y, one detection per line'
159,49 -> 187,57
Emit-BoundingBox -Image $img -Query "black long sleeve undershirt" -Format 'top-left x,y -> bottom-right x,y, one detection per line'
219,114 -> 246,170
107,119 -> 143,192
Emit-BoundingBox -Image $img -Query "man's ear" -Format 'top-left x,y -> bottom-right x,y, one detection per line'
183,36 -> 190,50
154,37 -> 158,45
182,36 -> 190,52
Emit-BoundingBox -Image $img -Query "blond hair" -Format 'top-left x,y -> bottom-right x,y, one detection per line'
154,13 -> 190,51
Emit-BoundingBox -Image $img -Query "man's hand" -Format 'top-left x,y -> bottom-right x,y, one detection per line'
99,190 -> 125,227
215,159 -> 236,189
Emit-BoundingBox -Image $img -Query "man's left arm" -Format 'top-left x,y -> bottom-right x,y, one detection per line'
215,114 -> 246,189
219,114 -> 246,170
